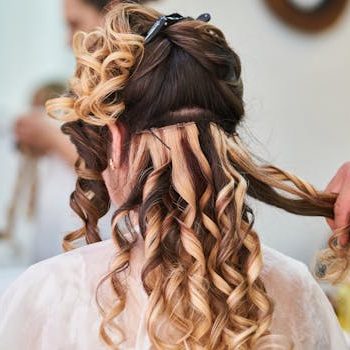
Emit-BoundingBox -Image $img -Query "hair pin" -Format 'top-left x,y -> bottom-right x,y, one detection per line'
144,12 -> 211,44
197,13 -> 211,22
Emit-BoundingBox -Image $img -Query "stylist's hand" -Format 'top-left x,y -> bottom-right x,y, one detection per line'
325,162 -> 350,245
14,110 -> 60,156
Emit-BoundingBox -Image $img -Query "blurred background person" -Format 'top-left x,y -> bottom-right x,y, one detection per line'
13,0 -> 115,173
1,82 -> 67,237
2,0 -> 115,265
65,0 -> 110,45
12,82 -> 79,263
5,0 -> 156,264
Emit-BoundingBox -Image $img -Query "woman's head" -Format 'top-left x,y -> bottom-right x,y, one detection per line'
67,5 -> 246,209
48,3 -> 348,349
57,4 -> 247,202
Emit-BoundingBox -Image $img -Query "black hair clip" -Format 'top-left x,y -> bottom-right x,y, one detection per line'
144,12 -> 211,44
197,13 -> 211,22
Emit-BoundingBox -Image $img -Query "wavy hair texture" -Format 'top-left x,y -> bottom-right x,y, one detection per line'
47,3 -> 350,349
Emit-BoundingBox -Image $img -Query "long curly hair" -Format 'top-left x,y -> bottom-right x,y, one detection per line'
47,3 -> 350,349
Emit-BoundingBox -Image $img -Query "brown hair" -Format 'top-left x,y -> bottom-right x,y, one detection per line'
47,3 -> 349,349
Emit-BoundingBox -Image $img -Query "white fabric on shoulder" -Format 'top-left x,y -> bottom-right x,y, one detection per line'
0,242 -> 110,350
261,245 -> 347,350
0,240 -> 347,350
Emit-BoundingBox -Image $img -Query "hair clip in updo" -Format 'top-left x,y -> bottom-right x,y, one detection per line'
144,12 -> 211,44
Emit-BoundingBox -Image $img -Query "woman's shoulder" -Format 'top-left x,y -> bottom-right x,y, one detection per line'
2,239 -> 120,320
11,241 -> 315,299
0,241 -> 324,305
0,240 -> 115,350
260,244 -> 317,310
1,241 -> 346,349
261,245 -> 347,349
260,244 -> 319,311
261,244 -> 311,283
26,239 -> 114,281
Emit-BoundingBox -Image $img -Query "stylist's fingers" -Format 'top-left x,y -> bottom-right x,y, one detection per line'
325,165 -> 343,193
334,187 -> 350,245
325,166 -> 344,231
326,163 -> 350,245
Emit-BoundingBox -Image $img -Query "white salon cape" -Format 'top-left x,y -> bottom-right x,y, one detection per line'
0,238 -> 347,350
